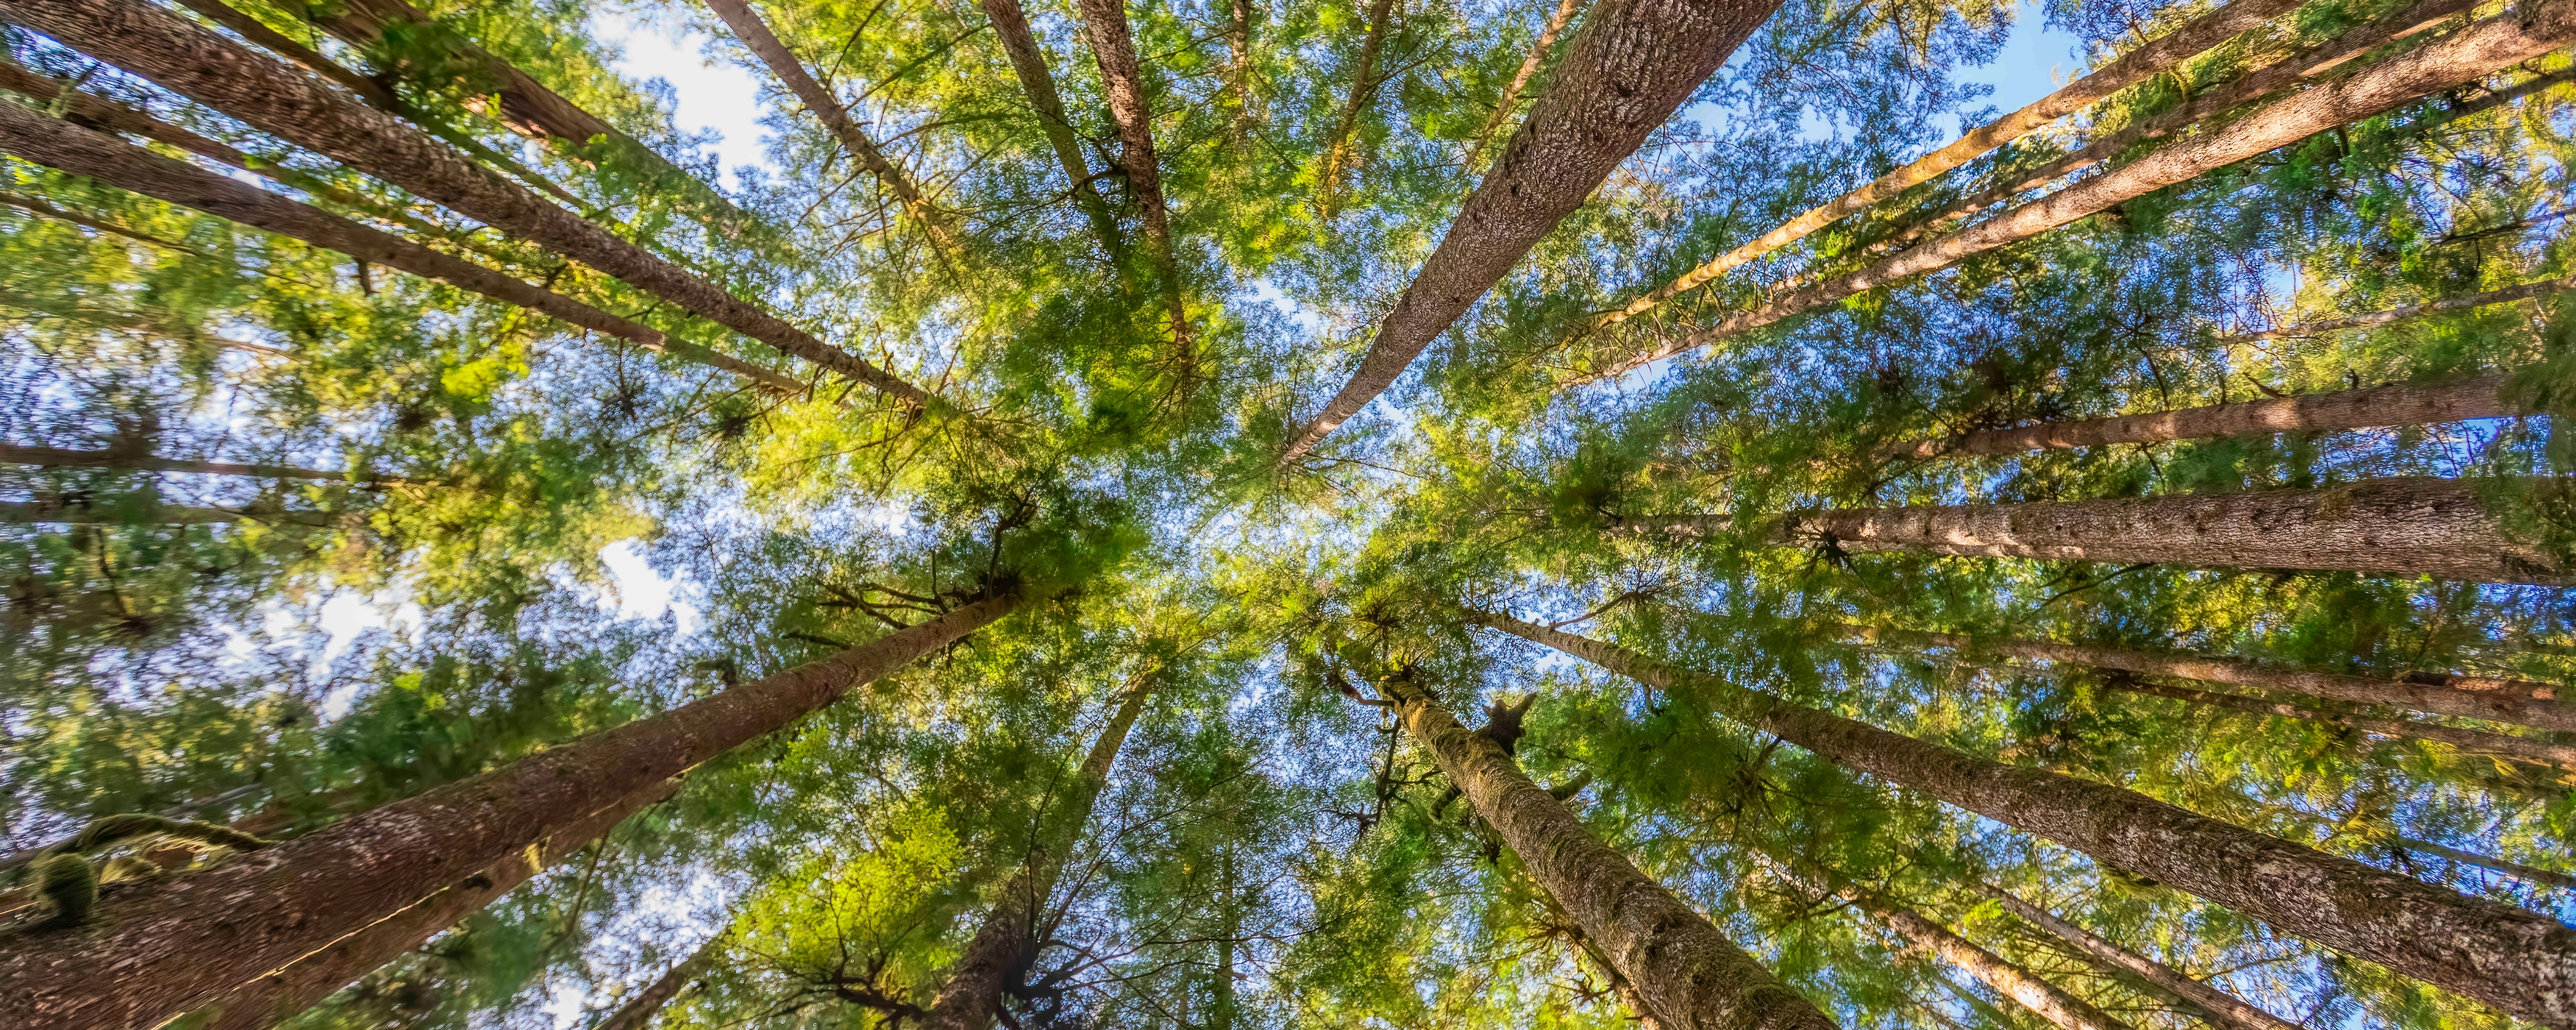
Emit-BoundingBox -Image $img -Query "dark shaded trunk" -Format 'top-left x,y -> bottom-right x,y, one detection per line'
1578,0 -> 2576,382
1837,624 -> 2576,734
1070,0 -> 1194,369
203,781 -> 680,1030
1361,664 -> 1835,1030
1883,374 -> 2517,459
2218,275 -> 2576,346
1475,613 -> 2576,1025
0,498 -> 335,527
921,679 -> 1155,1030
1767,477 -> 2567,586
7,0 -> 927,404
1276,0 -> 1786,462
2106,677 -> 2576,770
1462,0 -> 1587,168
1592,0 -> 2303,330
592,925 -> 726,1030
977,0 -> 1128,259
0,443 -> 429,486
1315,0 -> 1399,215
1970,881 -> 2303,1030
0,595 -> 1014,1028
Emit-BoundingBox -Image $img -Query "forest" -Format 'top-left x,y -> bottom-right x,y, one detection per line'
0,0 -> 2571,1025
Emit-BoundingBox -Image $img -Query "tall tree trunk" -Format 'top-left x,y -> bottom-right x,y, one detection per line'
1462,0 -> 1588,169
977,0 -> 1128,259
1969,881 -> 2303,1030
1882,374 -> 2518,460
2104,676 -> 2576,770
1835,624 -> 2576,734
1069,0 -> 1194,371
1275,0 -> 1787,463
1759,859 -> 2132,1030
1575,0 -> 2576,383
920,677 -> 1156,1030
0,443 -> 430,486
6,0 -> 928,405
2216,274 -> 2576,346
1591,0 -> 2302,331
1314,0 -> 1399,216
701,0 -> 961,254
1474,612 -> 2576,1026
1761,477 -> 2568,586
1226,0 -> 1255,136
204,781 -> 681,1030
2394,836 -> 2576,890
0,595 -> 1015,1029
1356,662 -> 1835,1030
0,498 -> 336,526
0,100 -> 807,396
592,925 -> 726,1030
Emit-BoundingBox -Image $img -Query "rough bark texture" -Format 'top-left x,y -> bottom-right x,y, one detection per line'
1315,0 -> 1400,214
1368,666 -> 1834,1030
978,0 -> 1127,257
593,927 -> 725,1030
1226,0 -> 1255,133
920,680 -> 1154,1030
0,595 -> 1013,1029
0,100 -> 806,395
2396,837 -> 2576,890
1770,477 -> 2568,586
1592,0 -> 2303,330
1767,865 -> 2131,1030
1476,613 -> 2576,1026
702,0 -> 958,252
1580,0 -> 2576,382
1464,0 -> 1589,168
166,0 -> 400,109
2107,677 -> 2576,768
1838,624 -> 2576,735
0,442 -> 426,485
198,781 -> 680,1030
1069,0 -> 1193,363
2218,275 -> 2576,345
1972,882 -> 2303,1030
0,499 -> 335,526
1277,0 -> 1786,462
5,0 -> 927,403
1883,374 -> 2517,459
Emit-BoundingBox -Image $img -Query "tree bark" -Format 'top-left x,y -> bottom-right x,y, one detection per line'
1226,0 -> 1255,135
977,0 -> 1127,259
1359,663 -> 1835,1030
1969,882 -> 2303,1030
6,0 -> 928,405
1069,0 -> 1194,368
1463,0 -> 1588,169
0,498 -> 336,527
592,924 -> 725,1030
1765,477 -> 2568,586
2394,836 -> 2576,891
1577,0 -> 2576,383
2216,275 -> 2576,346
920,678 -> 1155,1030
1591,0 -> 2303,331
1276,0 -> 1786,463
1882,374 -> 2518,460
1474,613 -> 2576,1026
701,0 -> 960,253
1315,0 -> 1400,216
201,781 -> 681,1030
1835,624 -> 2576,735
0,443 -> 430,486
0,594 -> 1014,1029
2105,677 -> 2576,770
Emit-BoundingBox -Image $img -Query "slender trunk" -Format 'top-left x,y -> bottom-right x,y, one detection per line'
1836,624 -> 2576,735
1475,613 -> 2576,1026
1577,0 -> 2576,383
0,99 -> 805,395
1315,0 -> 1399,217
1069,0 -> 1194,369
1760,860 -> 2131,1030
0,443 -> 430,486
977,0 -> 1128,259
1883,374 -> 2517,460
1766,477 -> 2568,586
2106,677 -> 2576,770
0,499 -> 336,526
2395,836 -> 2576,890
920,678 -> 1155,1030
592,925 -> 726,1030
1462,0 -> 1587,169
0,595 -> 1014,1028
203,781 -> 680,1030
1359,664 -> 1835,1030
1211,843 -> 1241,1030
2217,274 -> 2576,346
1277,0 -> 1786,463
8,0 -> 928,405
1592,0 -> 2303,331
1226,0 -> 1255,135
1971,881 -> 2303,1030
702,0 -> 960,254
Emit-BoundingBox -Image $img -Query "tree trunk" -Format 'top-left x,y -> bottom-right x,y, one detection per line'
2217,275 -> 2576,346
0,443 -> 430,486
0,98 -> 806,396
701,0 -> 960,253
1360,664 -> 1835,1030
2105,677 -> 2576,770
1463,0 -> 1588,168
0,498 -> 336,527
1226,0 -> 1255,135
1970,881 -> 2303,1030
977,0 -> 1127,259
920,677 -> 1155,1030
6,0 -> 927,405
202,781 -> 681,1030
1474,613 -> 2576,1026
1591,0 -> 2303,331
1882,374 -> 2518,460
1069,0 -> 1194,369
1315,0 -> 1399,216
1765,477 -> 2568,586
592,924 -> 725,1030
2395,836 -> 2576,890
0,594 -> 1014,1029
1275,0 -> 1786,463
1577,0 -> 2576,383
1835,625 -> 2576,735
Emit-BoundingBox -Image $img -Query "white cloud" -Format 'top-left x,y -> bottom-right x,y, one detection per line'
589,6 -> 776,191
600,538 -> 705,636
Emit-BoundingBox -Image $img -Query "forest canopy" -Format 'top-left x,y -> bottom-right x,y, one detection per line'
1,0 -> 2573,1026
